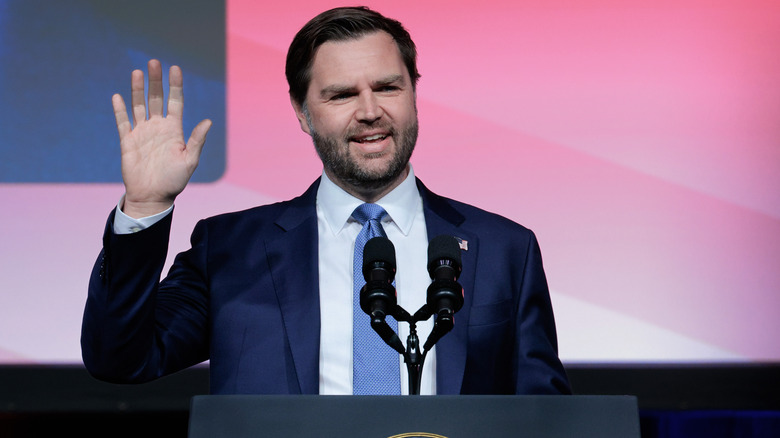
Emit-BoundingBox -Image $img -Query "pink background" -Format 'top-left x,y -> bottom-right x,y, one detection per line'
1,0 -> 778,364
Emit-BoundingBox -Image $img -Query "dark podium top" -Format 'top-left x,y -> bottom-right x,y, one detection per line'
188,395 -> 640,438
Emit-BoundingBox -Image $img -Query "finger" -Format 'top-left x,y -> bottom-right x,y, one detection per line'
131,69 -> 146,126
185,119 -> 213,166
147,59 -> 164,117
112,93 -> 131,140
167,65 -> 184,120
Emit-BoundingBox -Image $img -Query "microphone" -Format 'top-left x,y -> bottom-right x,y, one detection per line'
423,235 -> 464,351
360,237 -> 404,354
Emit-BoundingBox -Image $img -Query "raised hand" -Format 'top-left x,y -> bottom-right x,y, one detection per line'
112,59 -> 212,218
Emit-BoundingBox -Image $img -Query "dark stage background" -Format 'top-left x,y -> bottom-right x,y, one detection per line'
1,364 -> 779,437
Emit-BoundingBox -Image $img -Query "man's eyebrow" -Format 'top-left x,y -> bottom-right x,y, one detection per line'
372,74 -> 405,87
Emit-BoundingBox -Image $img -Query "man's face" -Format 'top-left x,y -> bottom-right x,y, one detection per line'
293,31 -> 418,196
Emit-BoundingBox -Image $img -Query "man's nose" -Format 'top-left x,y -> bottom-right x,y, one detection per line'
356,91 -> 383,123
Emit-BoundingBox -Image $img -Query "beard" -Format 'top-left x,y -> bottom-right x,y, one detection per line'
306,110 -> 418,193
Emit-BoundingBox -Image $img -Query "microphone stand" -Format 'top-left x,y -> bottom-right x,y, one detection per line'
391,305 -> 439,395
366,293 -> 462,395
360,286 -> 442,395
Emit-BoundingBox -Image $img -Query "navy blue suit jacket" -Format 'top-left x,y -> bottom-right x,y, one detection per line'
82,178 -> 570,395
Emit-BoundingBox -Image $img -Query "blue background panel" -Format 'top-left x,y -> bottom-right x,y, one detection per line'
0,0 -> 225,183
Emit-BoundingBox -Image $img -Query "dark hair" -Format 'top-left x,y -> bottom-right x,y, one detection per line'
285,6 -> 421,106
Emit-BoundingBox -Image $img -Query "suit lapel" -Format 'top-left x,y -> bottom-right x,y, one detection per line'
265,180 -> 321,394
417,179 -> 478,395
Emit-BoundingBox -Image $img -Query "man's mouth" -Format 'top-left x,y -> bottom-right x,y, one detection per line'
352,133 -> 389,144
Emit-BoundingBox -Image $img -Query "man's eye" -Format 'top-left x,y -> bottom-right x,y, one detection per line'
331,93 -> 352,101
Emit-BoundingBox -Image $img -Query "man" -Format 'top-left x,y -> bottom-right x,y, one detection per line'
82,6 -> 570,396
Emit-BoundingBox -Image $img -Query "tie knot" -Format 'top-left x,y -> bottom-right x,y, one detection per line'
352,203 -> 387,225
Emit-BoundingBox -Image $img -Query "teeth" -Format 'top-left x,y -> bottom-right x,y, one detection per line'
357,134 -> 386,143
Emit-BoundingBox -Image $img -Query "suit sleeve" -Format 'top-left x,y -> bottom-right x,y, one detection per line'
81,209 -> 209,383
513,231 -> 571,394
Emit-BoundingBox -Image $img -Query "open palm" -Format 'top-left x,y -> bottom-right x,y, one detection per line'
113,59 -> 211,218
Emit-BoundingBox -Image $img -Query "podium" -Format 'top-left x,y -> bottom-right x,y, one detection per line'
188,395 -> 640,438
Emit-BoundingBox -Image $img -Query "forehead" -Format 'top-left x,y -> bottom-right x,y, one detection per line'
308,31 -> 408,90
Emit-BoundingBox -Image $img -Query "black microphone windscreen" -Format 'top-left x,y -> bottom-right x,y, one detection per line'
363,236 -> 396,273
427,235 -> 462,270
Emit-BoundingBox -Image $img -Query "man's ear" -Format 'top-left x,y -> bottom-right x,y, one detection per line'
290,97 -> 312,135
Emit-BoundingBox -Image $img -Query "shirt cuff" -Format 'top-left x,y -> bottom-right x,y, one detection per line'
112,195 -> 174,235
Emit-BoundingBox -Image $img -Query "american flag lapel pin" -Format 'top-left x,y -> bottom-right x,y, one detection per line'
455,236 -> 468,251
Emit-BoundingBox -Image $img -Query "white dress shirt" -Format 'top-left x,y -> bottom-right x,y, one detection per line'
112,166 -> 436,395
316,166 -> 435,395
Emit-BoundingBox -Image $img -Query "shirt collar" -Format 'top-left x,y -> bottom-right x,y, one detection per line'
316,165 -> 421,237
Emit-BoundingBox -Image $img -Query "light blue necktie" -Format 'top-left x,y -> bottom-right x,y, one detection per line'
352,203 -> 401,395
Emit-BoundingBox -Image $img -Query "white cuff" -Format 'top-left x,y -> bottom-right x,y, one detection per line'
112,195 -> 174,235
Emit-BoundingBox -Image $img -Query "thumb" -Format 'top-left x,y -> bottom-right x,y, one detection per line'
185,118 -> 213,164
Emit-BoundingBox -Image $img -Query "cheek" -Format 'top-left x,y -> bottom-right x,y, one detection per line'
386,98 -> 417,124
309,107 -> 353,137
